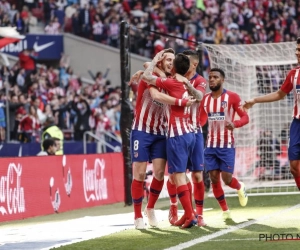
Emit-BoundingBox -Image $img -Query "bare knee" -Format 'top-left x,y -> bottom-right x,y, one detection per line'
223,178 -> 232,186
152,159 -> 166,181
209,173 -> 219,184
221,173 -> 232,186
133,162 -> 147,181
135,171 -> 146,181
168,174 -> 175,184
154,169 -> 165,181
192,171 -> 203,183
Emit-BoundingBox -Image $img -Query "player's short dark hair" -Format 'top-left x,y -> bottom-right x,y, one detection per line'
297,37 -> 300,44
43,138 -> 56,151
210,68 -> 225,78
173,53 -> 190,75
182,50 -> 199,61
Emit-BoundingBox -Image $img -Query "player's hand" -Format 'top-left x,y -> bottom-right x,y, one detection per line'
143,62 -> 150,69
225,122 -> 235,131
174,73 -> 188,83
242,99 -> 255,110
185,96 -> 196,107
153,50 -> 165,63
128,70 -> 144,86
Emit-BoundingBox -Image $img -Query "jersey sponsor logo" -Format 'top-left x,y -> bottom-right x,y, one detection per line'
221,101 -> 227,109
208,112 -> 225,121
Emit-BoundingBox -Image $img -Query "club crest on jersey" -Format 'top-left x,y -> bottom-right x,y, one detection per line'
221,101 -> 227,109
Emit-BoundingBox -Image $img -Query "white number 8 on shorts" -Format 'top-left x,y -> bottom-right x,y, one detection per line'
134,140 -> 139,150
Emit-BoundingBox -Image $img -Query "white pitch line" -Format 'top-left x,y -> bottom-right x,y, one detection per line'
209,238 -> 257,242
164,203 -> 300,250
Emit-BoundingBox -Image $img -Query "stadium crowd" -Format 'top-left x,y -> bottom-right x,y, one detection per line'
0,51 -> 121,143
45,0 -> 300,63
0,0 -> 299,143
5,1 -> 300,53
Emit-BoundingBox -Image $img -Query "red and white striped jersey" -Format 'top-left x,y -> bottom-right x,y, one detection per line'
199,89 -> 249,148
189,73 -> 207,132
155,77 -> 194,137
132,79 -> 167,135
281,66 -> 300,119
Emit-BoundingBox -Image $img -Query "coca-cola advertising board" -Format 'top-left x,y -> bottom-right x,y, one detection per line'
0,153 -> 124,222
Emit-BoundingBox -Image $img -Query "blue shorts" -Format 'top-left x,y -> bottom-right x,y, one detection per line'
167,133 -> 195,174
289,118 -> 300,160
204,147 -> 235,174
187,131 -> 204,172
130,130 -> 167,162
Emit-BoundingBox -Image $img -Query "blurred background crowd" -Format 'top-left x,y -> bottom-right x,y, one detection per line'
0,0 -> 299,143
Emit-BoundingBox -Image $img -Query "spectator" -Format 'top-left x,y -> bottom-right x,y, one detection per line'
8,93 -> 23,141
44,103 -> 54,119
18,49 -> 37,76
92,14 -> 105,43
45,18 -> 60,34
65,3 -> 77,19
95,111 -> 111,139
2,13 -> 11,26
8,4 -> 18,24
32,95 -> 46,124
37,138 -> 57,156
0,0 -> 11,14
79,4 -> 91,38
52,136 -> 62,154
18,93 -> 30,113
0,92 -> 6,142
71,10 -> 81,36
43,0 -> 52,25
14,12 -> 26,34
108,17 -> 119,48
41,116 -> 64,155
71,95 -> 91,141
27,11 -> 38,31
18,105 -> 40,143
16,68 -> 26,92
56,0 -> 68,11
53,95 -> 70,129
